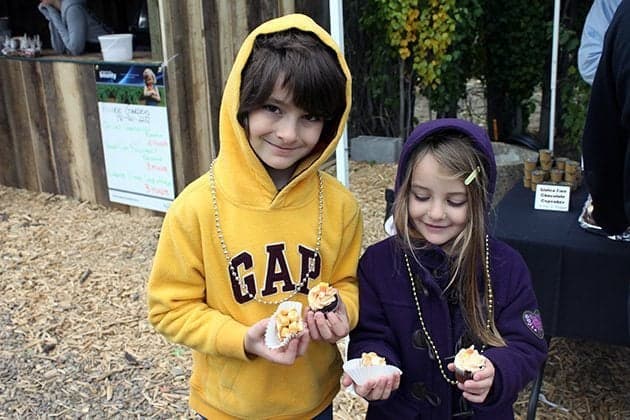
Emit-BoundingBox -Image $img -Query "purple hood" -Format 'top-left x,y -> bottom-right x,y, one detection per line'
394,118 -> 497,204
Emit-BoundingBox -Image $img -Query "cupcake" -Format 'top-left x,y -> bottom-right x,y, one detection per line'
308,282 -> 339,313
275,306 -> 303,340
264,301 -> 304,349
454,345 -> 486,383
343,352 -> 402,386
361,351 -> 386,367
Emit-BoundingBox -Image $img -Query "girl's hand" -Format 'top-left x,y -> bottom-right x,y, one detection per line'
243,318 -> 310,365
448,357 -> 496,403
341,372 -> 401,401
306,297 -> 350,343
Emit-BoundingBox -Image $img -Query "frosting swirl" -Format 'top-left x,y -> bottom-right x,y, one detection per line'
454,345 -> 486,372
360,352 -> 386,367
308,282 -> 337,311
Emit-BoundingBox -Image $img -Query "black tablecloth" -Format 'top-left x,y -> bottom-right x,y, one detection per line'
492,185 -> 630,346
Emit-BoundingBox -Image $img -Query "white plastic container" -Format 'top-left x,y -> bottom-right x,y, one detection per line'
98,34 -> 133,62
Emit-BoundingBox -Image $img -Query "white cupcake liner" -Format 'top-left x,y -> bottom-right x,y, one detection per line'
264,301 -> 304,350
343,358 -> 402,386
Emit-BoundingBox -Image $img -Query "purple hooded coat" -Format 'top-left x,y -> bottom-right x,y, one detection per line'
348,119 -> 548,419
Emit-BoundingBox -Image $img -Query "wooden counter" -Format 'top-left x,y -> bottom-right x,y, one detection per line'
0,45 -> 214,215
0,51 -> 168,214
0,1 -> 328,214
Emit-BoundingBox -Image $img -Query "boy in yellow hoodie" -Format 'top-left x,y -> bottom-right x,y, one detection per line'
147,14 -> 362,419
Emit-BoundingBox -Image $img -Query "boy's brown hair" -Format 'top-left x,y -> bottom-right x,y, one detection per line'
238,28 -> 346,148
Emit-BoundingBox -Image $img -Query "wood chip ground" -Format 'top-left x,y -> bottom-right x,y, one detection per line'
1,162 -> 628,419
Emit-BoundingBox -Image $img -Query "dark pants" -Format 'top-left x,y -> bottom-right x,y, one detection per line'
197,404 -> 333,420
312,404 -> 333,420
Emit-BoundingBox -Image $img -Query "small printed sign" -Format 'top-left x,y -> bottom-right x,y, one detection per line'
95,64 -> 174,212
534,184 -> 571,212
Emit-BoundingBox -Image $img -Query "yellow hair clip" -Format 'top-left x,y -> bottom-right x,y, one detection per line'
464,166 -> 480,186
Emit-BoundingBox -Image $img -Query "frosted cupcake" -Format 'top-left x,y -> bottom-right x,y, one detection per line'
264,301 -> 304,349
361,351 -> 386,367
454,345 -> 486,383
308,282 -> 339,313
343,352 -> 402,386
275,306 -> 303,340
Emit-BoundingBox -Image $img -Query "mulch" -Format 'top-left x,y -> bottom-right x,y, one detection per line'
1,161 -> 628,419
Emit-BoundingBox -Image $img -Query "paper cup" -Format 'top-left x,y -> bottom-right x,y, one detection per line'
555,157 -> 568,170
98,34 -> 133,61
531,170 -> 545,183
550,168 -> 564,183
343,358 -> 402,386
523,157 -> 538,171
264,301 -> 304,350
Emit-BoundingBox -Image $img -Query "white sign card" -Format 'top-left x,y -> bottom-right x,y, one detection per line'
95,64 -> 174,212
534,184 -> 571,212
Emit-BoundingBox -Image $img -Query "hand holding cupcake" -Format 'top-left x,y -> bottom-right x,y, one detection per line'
447,346 -> 496,404
244,301 -> 310,365
453,345 -> 486,383
341,351 -> 402,401
308,282 -> 339,313
264,301 -> 306,349
305,282 -> 350,343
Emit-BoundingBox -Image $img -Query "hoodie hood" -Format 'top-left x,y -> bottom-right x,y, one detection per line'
394,118 -> 497,203
213,14 -> 352,207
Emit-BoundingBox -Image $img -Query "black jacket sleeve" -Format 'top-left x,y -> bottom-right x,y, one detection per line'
581,0 -> 630,235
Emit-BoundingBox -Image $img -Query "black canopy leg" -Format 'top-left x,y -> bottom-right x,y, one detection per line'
527,335 -> 551,420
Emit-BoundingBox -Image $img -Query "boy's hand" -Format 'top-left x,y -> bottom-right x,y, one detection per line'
448,358 -> 496,403
306,297 -> 350,343
244,318 -> 310,365
341,372 -> 400,401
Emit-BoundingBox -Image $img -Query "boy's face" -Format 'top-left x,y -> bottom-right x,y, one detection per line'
408,152 -> 469,250
247,81 -> 324,173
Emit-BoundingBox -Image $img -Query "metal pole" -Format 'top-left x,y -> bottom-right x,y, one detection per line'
329,0 -> 349,186
549,0 -> 561,152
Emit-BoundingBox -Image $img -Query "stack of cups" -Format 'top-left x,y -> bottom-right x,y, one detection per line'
522,150 -> 580,192
523,157 -> 538,189
531,169 -> 545,191
538,149 -> 553,181
564,160 -> 581,191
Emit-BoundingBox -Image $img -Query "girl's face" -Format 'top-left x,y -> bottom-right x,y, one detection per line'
247,80 -> 324,179
408,152 -> 469,249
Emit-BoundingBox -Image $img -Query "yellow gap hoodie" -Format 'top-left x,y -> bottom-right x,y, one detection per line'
147,13 -> 362,419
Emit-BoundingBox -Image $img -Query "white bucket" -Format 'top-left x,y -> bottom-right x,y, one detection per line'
98,34 -> 133,62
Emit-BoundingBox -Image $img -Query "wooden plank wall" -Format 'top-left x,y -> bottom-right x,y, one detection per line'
0,0 -> 328,214
0,59 -> 110,205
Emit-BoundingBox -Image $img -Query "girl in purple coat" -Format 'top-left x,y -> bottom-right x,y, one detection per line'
343,118 -> 548,418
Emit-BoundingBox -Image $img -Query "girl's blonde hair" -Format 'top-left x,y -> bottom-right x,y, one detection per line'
143,68 -> 156,84
393,132 -> 505,347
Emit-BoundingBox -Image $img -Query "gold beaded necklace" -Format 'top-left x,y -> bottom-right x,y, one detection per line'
209,160 -> 323,305
405,234 -> 494,386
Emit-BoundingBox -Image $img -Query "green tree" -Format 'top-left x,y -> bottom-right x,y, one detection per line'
346,0 -> 482,138
477,0 -> 549,140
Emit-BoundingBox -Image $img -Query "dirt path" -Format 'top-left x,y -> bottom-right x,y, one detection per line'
1,162 -> 628,419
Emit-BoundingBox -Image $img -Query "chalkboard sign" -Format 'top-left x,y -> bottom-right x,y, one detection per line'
95,64 -> 174,212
